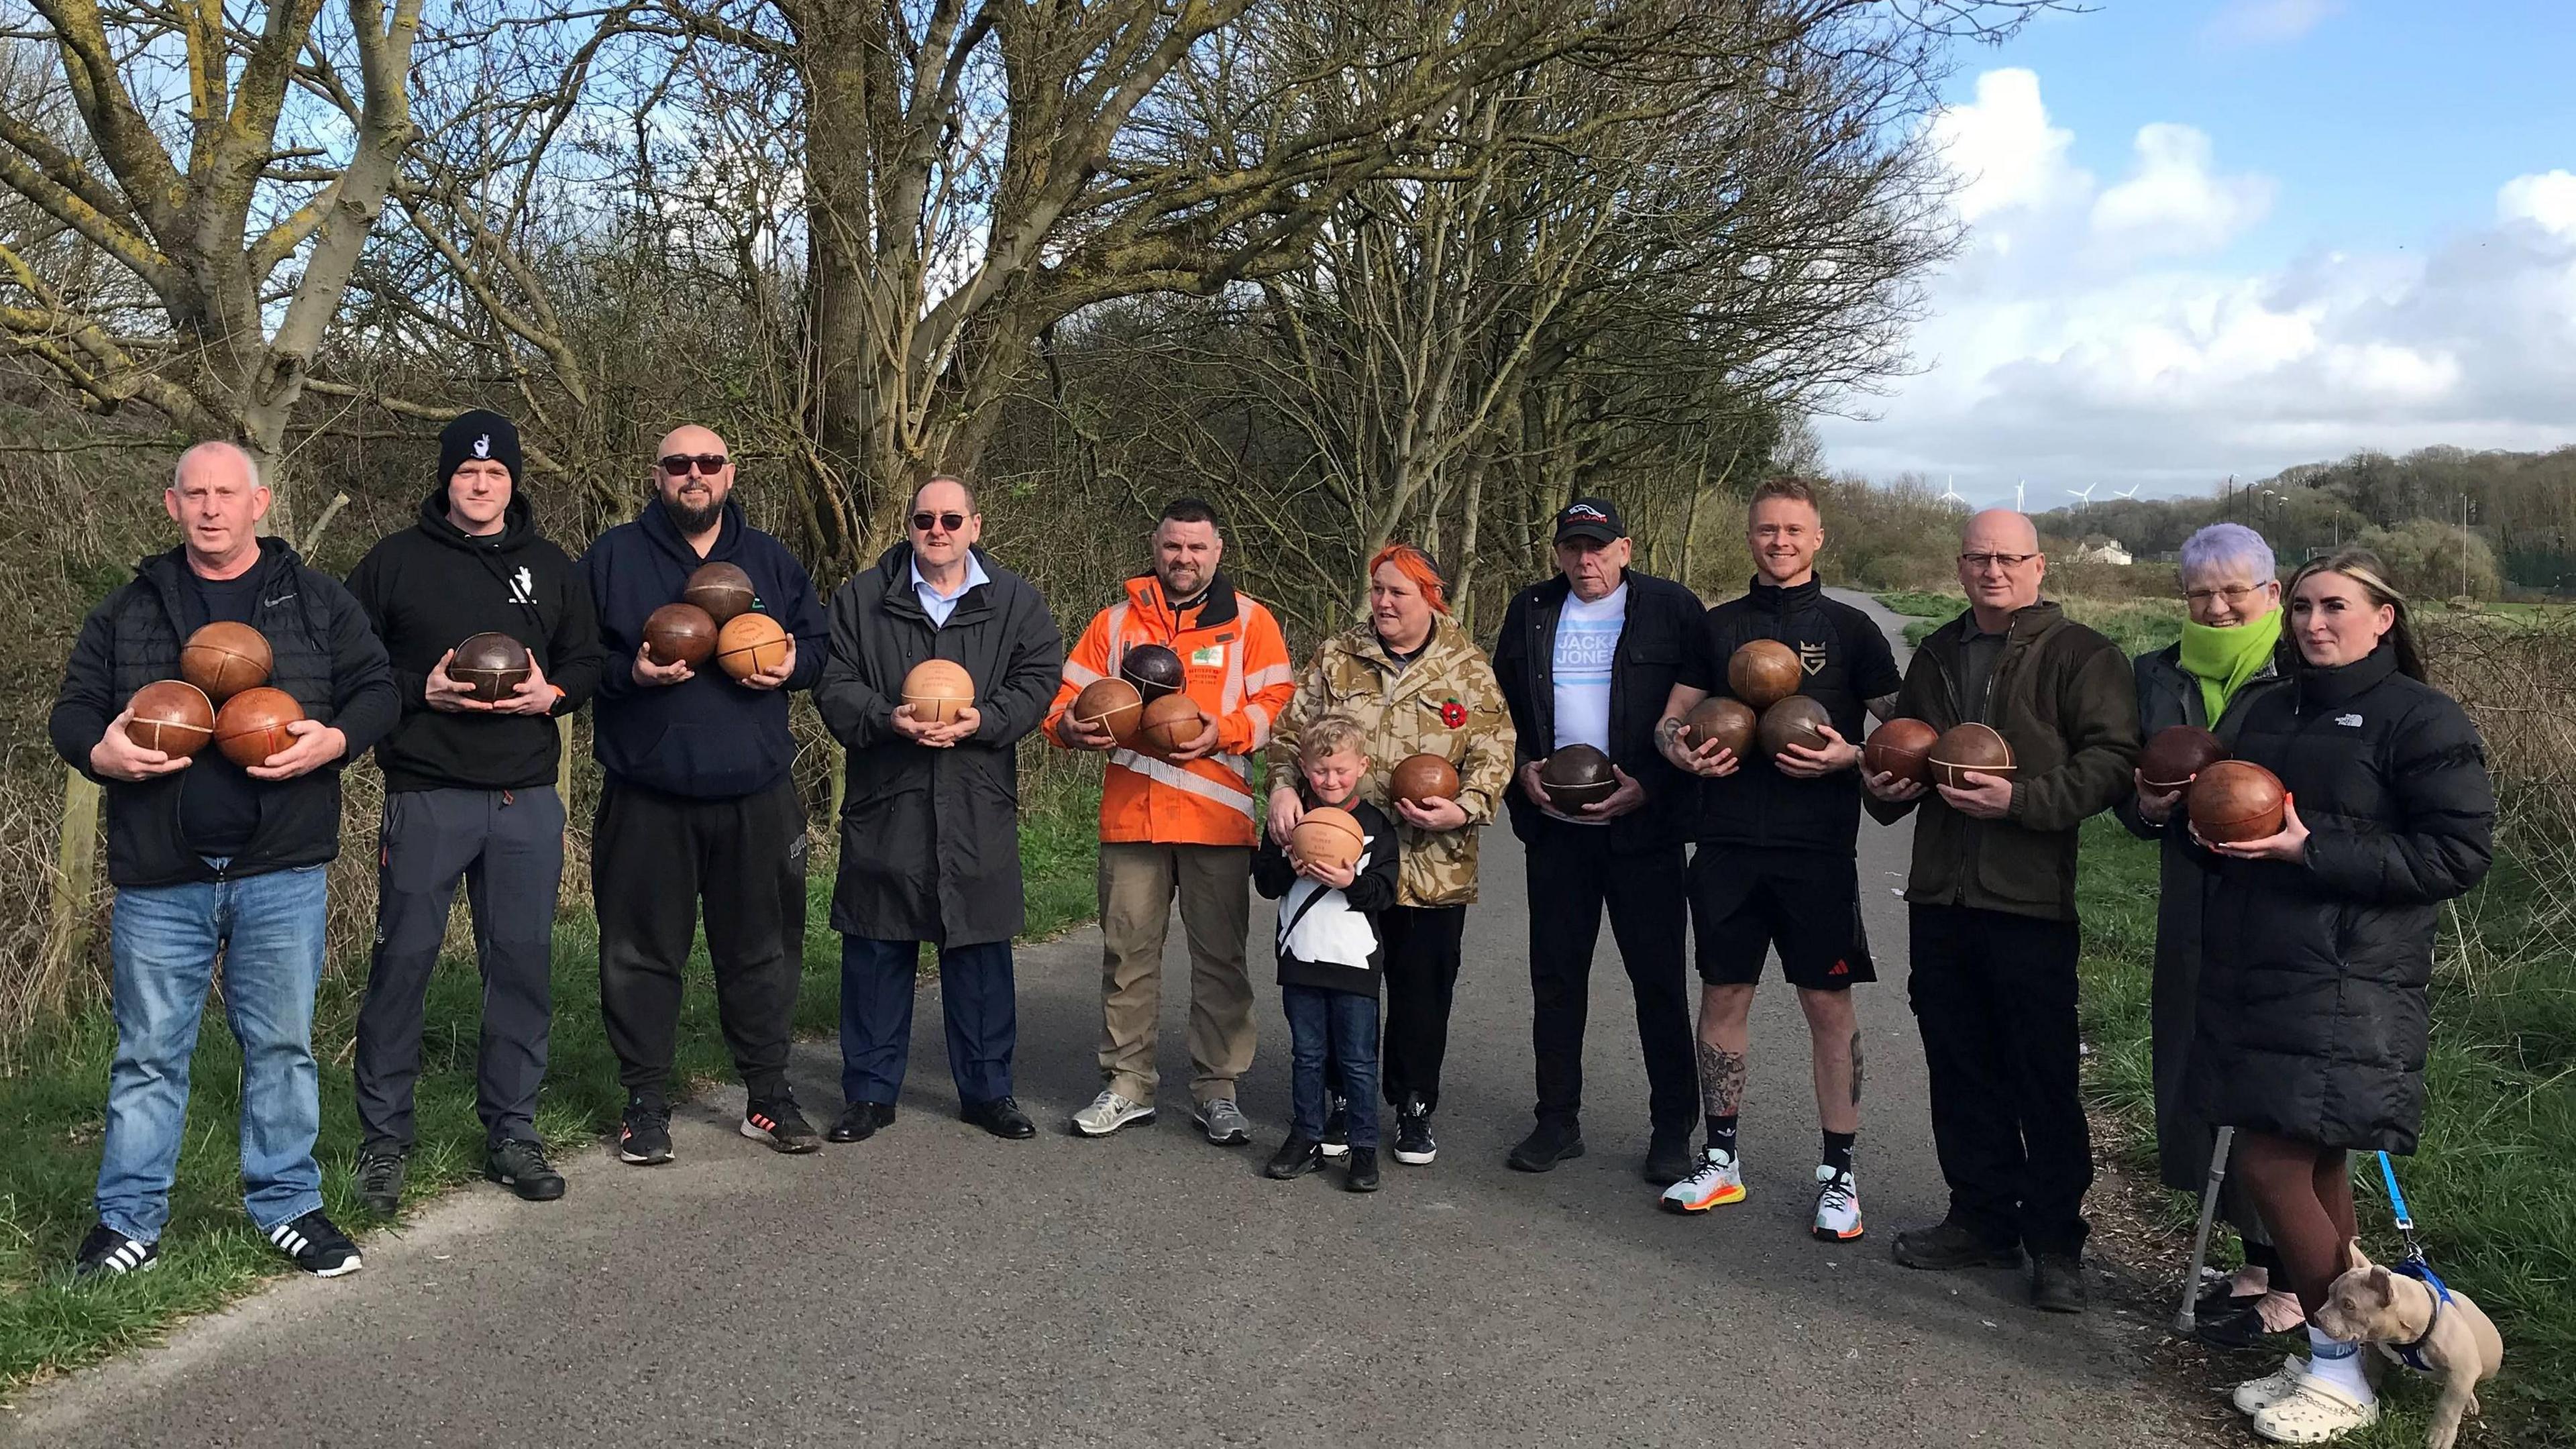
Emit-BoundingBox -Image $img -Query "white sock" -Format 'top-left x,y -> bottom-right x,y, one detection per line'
2304,1325 -> 2374,1401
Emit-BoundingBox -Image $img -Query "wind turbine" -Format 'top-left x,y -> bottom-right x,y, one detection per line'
2068,483 -> 2098,514
2015,478 -> 2027,512
1939,476 -> 1966,505
2116,485 -> 2141,500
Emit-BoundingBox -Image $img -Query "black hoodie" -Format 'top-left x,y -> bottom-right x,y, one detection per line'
345,489 -> 604,794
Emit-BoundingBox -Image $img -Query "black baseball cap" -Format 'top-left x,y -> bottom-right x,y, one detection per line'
1553,497 -> 1627,544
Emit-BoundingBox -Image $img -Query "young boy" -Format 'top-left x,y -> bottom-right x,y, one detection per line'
1254,715 -> 1401,1191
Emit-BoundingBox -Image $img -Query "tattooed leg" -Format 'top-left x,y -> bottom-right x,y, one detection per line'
1695,984 -> 1756,1116
1797,986 -> 1861,1134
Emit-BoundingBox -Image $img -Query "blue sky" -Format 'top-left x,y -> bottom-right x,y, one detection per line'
1815,0 -> 2576,504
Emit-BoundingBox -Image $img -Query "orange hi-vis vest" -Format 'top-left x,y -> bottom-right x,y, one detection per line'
1044,573 -> 1295,848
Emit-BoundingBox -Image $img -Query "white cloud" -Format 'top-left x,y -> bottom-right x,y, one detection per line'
2202,0 -> 2341,48
1817,72 -> 2576,501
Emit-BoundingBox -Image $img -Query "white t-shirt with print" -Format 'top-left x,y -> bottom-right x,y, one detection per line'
1550,582 -> 1627,753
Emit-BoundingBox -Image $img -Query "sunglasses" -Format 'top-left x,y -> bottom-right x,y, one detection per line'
659,453 -> 729,477
912,511 -> 970,533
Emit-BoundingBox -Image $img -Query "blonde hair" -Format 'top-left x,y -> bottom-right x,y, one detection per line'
1299,714 -> 1367,762
2289,547 -> 2424,681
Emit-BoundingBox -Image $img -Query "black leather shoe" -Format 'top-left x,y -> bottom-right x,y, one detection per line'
1891,1219 -> 2023,1271
1642,1126 -> 1695,1185
1344,1146 -> 1381,1193
961,1097 -> 1036,1140
2189,1301 -> 2271,1350
827,1101 -> 898,1143
1506,1118 -> 1585,1173
2031,1252 -> 2088,1314
1265,1136 -> 1324,1179
484,1138 -> 566,1201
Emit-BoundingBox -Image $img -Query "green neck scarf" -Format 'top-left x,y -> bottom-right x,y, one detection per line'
2177,609 -> 2282,725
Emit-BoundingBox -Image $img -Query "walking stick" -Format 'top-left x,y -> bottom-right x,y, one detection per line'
2174,1126 -> 2235,1336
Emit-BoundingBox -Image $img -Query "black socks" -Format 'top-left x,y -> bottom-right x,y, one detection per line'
1821,1131 -> 1856,1175
1707,1115 -> 1739,1159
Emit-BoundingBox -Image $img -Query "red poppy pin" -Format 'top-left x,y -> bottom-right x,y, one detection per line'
1438,698 -> 1467,729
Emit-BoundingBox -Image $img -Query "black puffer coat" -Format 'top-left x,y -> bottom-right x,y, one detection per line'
2188,643 -> 2493,1154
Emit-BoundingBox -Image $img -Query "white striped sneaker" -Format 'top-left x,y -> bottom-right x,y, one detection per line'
266,1210 -> 363,1277
73,1223 -> 160,1279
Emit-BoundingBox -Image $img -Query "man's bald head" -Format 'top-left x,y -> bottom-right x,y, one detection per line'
651,423 -> 735,539
164,439 -> 269,576
1962,509 -> 2037,554
1956,508 -> 2045,622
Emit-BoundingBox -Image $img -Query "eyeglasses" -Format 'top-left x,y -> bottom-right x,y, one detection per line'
911,511 -> 969,533
1959,551 -> 2039,571
2186,582 -> 2270,606
659,453 -> 729,477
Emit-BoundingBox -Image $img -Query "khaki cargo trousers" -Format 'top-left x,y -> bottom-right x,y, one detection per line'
1096,842 -> 1254,1108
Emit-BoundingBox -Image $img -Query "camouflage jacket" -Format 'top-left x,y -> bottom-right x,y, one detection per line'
1268,612 -> 1516,908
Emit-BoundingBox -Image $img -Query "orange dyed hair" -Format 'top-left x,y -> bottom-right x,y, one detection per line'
1368,542 -> 1448,615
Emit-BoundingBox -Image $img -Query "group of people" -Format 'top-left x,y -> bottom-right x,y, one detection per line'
51,415 -> 2493,1446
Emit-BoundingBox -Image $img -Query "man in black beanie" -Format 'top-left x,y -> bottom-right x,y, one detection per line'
345,409 -> 603,1212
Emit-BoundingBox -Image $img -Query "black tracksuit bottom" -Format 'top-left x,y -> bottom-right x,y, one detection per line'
1522,820 -> 1695,1132
1908,902 -> 2093,1256
593,777 -> 806,1101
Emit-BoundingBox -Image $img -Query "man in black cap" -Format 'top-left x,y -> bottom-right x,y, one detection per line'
1490,498 -> 1703,1181
345,411 -> 604,1212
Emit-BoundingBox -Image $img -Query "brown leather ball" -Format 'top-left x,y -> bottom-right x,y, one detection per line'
1682,697 -> 1758,758
214,686 -> 305,767
643,603 -> 718,667
1863,717 -> 1940,784
180,621 -> 272,702
127,680 -> 214,757
451,631 -> 533,704
1289,806 -> 1366,873
902,658 -> 976,724
682,561 -> 757,623
1389,753 -> 1460,806
1119,643 -> 1186,703
1071,678 -> 1144,744
1927,721 -> 2015,791
1757,696 -> 1833,757
2190,759 -> 2287,844
1727,639 -> 1803,710
1136,693 -> 1205,756
716,612 -> 791,680
2140,724 -> 2227,790
1539,743 -> 1617,811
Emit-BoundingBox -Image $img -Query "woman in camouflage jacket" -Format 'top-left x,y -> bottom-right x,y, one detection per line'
1267,543 -> 1515,1165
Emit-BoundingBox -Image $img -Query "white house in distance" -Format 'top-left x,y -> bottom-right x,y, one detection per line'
2072,539 -> 2134,566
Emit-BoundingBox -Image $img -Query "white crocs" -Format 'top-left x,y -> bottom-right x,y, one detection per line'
2231,1356 -> 2309,1415
2252,1377 -> 2379,1444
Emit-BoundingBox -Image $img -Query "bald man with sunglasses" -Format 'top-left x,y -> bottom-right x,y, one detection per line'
582,427 -> 828,1165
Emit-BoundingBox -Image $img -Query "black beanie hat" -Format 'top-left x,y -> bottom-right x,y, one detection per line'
437,410 -> 523,488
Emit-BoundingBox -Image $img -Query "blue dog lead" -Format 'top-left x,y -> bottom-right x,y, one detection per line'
2376,1150 -> 2452,1373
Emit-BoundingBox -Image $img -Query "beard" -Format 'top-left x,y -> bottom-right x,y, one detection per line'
659,492 -> 723,536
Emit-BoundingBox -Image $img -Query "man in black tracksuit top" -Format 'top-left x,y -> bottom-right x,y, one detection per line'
345,412 -> 603,1212
582,425 -> 828,1163
1654,478 -> 1900,1241
1489,497 -> 1703,1184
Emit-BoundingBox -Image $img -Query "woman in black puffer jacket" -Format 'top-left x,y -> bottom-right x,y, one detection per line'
2187,549 -> 2493,1440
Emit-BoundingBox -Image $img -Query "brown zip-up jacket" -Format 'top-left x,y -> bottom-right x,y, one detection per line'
1864,600 -> 2140,922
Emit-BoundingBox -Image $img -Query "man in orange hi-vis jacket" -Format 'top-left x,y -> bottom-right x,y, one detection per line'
1046,497 -> 1296,1146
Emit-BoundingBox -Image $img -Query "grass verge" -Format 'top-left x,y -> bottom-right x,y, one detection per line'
0,780 -> 1101,1401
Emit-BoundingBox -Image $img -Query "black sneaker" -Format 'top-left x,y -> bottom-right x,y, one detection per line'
742,1095 -> 822,1154
1642,1124 -> 1696,1185
72,1223 -> 159,1279
1344,1146 -> 1381,1193
1264,1136 -> 1324,1179
1392,1097 -> 1437,1166
355,1144 -> 407,1215
620,1095 -> 674,1165
266,1210 -> 362,1277
2031,1252 -> 2088,1314
1506,1118 -> 1585,1173
485,1138 -> 567,1201
1320,1094 -> 1351,1160
1891,1219 -> 2023,1271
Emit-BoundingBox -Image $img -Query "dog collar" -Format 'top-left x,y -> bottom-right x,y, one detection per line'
2389,1258 -> 2452,1373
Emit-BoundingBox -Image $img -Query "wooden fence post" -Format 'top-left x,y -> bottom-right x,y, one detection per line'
42,766 -> 103,1014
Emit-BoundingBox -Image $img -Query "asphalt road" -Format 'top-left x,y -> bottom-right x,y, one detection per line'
7,588 -> 2197,1448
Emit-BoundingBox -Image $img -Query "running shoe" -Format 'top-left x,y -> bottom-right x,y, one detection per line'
1812,1165 -> 1864,1240
1660,1148 -> 1746,1214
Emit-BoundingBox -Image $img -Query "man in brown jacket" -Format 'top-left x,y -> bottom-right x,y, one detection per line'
1864,509 -> 2139,1315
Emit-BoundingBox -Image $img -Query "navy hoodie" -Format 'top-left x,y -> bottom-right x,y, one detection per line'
346,488 -> 604,794
581,498 -> 825,799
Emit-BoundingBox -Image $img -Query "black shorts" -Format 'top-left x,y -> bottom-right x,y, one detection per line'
1686,847 -> 1875,991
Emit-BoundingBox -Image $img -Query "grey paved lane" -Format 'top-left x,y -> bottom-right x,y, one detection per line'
7,589 -> 2191,1448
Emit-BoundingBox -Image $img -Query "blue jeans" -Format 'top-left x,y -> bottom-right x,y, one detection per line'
97,863 -> 330,1243
839,936 -> 1016,1106
1284,985 -> 1379,1148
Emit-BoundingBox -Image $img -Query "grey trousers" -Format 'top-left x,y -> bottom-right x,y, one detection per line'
355,786 -> 565,1150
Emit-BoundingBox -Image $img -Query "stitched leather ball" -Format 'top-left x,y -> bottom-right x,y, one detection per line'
451,632 -> 533,704
1683,697 -> 1758,758
642,603 -> 718,667
1136,693 -> 1205,757
1927,722 -> 2015,791
1862,717 -> 1939,784
1071,678 -> 1144,744
2140,724 -> 2227,790
715,612 -> 790,680
1390,753 -> 1460,806
1727,639 -> 1803,710
682,561 -> 757,623
127,680 -> 214,757
180,621 -> 272,702
214,686 -> 305,767
2190,759 -> 2287,844
902,658 -> 976,724
1289,806 -> 1366,873
1758,696 -> 1833,757
1539,743 -> 1617,811
1119,643 -> 1186,703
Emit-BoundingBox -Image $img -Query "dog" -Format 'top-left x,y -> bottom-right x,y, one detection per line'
2314,1238 -> 2504,1449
